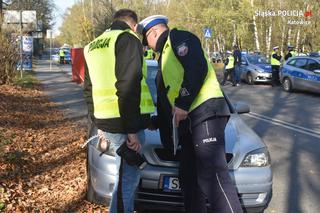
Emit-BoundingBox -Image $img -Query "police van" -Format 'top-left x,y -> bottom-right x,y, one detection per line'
280,55 -> 320,93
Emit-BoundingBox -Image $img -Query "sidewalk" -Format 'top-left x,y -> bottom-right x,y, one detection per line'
34,59 -> 87,121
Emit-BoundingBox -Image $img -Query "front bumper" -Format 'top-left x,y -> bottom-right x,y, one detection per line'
135,165 -> 273,212
253,72 -> 272,82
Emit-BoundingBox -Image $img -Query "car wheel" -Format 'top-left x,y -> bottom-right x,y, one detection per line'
282,78 -> 293,92
247,73 -> 254,85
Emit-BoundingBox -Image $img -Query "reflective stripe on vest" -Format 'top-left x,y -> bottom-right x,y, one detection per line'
271,51 -> 281,65
161,32 -> 223,112
84,29 -> 155,119
226,55 -> 235,69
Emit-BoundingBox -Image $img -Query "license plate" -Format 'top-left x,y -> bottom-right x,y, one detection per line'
163,176 -> 181,192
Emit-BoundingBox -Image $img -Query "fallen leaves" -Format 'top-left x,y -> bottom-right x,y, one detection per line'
0,85 -> 108,212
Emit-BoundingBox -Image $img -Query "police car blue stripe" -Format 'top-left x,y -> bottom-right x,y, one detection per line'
283,69 -> 320,82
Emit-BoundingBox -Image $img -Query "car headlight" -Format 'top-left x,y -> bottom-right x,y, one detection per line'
240,148 -> 271,167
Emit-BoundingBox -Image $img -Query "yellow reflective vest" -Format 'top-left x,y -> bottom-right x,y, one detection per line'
226,55 -> 235,69
84,29 -> 155,119
145,49 -> 154,60
161,32 -> 223,112
271,51 -> 281,66
59,49 -> 65,57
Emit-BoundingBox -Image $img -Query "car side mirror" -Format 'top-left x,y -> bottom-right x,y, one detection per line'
241,61 -> 247,65
234,102 -> 250,114
314,69 -> 320,74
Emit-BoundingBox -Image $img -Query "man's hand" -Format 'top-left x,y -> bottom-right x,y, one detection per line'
127,133 -> 141,152
172,106 -> 188,127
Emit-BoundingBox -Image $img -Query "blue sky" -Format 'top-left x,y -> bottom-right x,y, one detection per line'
53,0 -> 76,35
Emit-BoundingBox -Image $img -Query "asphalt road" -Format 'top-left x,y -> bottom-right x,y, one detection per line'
223,83 -> 320,213
42,62 -> 320,212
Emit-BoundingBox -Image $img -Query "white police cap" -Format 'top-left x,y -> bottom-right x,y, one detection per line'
138,15 -> 168,45
273,46 -> 279,50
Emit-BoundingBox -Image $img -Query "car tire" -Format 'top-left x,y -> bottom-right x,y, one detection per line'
282,77 -> 293,92
247,73 -> 254,85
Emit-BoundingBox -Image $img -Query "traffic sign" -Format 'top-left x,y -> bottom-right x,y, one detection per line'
203,28 -> 212,38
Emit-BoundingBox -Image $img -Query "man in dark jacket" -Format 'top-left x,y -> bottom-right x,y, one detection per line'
139,15 -> 243,213
233,45 -> 242,86
83,9 -> 154,213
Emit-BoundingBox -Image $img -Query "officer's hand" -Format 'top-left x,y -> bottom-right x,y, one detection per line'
127,133 -> 141,152
173,106 -> 188,127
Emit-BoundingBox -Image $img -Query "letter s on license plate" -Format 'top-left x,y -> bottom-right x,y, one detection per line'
163,176 -> 181,192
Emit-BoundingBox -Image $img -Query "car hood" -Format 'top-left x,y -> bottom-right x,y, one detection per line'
143,114 -> 265,169
253,64 -> 272,73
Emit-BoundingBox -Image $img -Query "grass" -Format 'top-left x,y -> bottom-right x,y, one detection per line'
13,71 -> 39,89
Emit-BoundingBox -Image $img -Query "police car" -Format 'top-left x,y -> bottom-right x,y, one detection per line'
240,53 -> 272,85
280,56 -> 320,93
86,60 -> 273,213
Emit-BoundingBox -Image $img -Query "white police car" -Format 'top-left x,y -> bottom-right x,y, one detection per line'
280,56 -> 320,93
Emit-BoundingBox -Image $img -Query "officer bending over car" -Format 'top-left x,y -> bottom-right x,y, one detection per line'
138,15 -> 243,213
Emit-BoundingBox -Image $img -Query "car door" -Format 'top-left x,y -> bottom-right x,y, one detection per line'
290,58 -> 309,90
306,59 -> 320,93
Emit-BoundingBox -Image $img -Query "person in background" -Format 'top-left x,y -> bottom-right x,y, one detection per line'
59,48 -> 65,64
221,50 -> 236,86
233,45 -> 242,86
285,45 -> 297,61
271,46 -> 282,87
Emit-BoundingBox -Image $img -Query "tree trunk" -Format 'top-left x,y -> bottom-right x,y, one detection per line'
251,0 -> 260,51
296,28 -> 300,52
266,24 -> 272,56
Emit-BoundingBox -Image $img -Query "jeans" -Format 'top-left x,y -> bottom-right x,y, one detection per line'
234,64 -> 241,84
100,130 -> 145,213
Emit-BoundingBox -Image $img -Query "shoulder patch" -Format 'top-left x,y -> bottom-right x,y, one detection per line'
176,42 -> 189,57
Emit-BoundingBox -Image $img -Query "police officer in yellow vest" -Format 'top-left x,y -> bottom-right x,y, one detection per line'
138,15 -> 243,213
221,51 -> 236,86
59,49 -> 65,64
271,46 -> 282,87
83,9 -> 154,213
285,45 -> 297,61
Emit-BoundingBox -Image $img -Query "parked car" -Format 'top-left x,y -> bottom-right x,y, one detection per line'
280,56 -> 320,93
240,53 -> 272,85
86,60 -> 273,213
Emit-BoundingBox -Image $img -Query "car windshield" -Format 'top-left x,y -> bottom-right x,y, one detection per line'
247,55 -> 268,64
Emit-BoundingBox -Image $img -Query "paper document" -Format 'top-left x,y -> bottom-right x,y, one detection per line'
172,113 -> 179,156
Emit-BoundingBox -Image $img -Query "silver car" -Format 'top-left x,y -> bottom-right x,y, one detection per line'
240,53 -> 272,85
280,56 -> 320,93
86,60 -> 273,212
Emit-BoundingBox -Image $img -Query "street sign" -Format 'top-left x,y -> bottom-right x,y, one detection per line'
46,29 -> 52,39
203,27 -> 212,38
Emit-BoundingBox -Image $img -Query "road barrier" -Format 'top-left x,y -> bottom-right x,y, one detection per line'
71,48 -> 85,84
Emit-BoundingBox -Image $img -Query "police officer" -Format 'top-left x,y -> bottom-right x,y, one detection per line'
139,15 -> 243,213
271,46 -> 282,87
59,48 -> 65,64
83,9 -> 154,213
285,45 -> 297,60
221,51 -> 236,86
